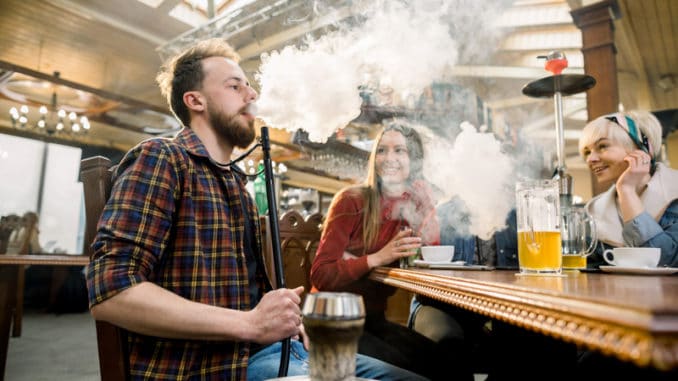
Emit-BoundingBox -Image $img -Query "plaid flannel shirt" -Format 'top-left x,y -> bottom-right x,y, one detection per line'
86,127 -> 270,380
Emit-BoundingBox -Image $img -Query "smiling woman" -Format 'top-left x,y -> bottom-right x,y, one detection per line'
309,120 -> 473,380
579,110 -> 678,268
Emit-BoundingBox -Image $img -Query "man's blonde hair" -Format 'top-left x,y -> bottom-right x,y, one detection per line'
156,38 -> 240,127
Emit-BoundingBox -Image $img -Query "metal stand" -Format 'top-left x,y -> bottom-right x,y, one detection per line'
522,51 -> 596,208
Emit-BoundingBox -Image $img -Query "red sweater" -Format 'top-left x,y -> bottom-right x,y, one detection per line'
310,181 -> 440,313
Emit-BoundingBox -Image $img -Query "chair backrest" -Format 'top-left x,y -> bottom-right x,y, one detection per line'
80,155 -> 129,381
261,210 -> 323,301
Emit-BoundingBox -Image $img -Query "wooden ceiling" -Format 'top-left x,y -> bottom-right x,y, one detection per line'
0,0 -> 675,193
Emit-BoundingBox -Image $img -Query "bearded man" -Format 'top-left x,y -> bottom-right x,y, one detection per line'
85,38 -> 426,381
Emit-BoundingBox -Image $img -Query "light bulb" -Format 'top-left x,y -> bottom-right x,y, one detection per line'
20,105 -> 28,114
68,112 -> 77,121
39,106 -> 48,114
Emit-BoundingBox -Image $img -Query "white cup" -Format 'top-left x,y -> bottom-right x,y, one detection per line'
420,245 -> 455,262
602,247 -> 661,268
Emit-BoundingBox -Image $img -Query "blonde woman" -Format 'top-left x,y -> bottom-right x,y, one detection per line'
579,110 -> 678,267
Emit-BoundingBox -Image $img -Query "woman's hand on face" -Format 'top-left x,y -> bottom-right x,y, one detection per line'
368,228 -> 422,268
617,149 -> 651,194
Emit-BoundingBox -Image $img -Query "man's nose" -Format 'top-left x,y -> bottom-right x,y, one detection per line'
246,85 -> 258,102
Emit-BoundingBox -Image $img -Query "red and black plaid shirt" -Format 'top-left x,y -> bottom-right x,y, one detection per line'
87,128 -> 270,380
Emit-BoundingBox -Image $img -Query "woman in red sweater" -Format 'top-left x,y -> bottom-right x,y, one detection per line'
311,122 -> 468,380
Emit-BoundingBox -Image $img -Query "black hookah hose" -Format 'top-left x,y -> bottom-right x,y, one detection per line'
260,126 -> 290,377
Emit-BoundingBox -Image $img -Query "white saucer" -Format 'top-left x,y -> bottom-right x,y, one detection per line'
413,259 -> 465,266
412,260 -> 494,270
599,266 -> 678,275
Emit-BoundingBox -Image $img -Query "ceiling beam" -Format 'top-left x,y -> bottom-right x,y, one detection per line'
45,0 -> 169,46
0,61 -> 172,116
282,168 -> 353,195
237,5 -> 353,61
446,65 -> 583,79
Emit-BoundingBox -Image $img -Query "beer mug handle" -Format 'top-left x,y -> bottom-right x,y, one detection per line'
581,214 -> 598,257
603,249 -> 616,265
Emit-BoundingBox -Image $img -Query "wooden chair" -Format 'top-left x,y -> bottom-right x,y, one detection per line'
261,210 -> 323,302
5,213 -> 39,338
80,156 -> 129,381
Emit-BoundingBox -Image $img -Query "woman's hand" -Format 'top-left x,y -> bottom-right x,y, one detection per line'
366,228 -> 422,269
616,149 -> 652,223
617,149 -> 651,195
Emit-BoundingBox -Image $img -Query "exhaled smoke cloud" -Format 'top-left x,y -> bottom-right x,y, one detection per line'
256,0 -> 459,142
255,0 -> 525,241
420,122 -> 516,240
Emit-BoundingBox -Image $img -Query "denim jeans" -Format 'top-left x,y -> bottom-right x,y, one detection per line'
247,340 -> 428,381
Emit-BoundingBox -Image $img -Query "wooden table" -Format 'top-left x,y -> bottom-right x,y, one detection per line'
0,254 -> 90,381
369,267 -> 678,371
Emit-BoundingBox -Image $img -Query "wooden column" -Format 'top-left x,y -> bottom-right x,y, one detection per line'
571,0 -> 621,195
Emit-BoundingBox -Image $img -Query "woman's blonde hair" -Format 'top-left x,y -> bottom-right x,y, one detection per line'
579,110 -> 663,160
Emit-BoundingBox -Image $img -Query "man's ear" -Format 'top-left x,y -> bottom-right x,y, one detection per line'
184,91 -> 205,112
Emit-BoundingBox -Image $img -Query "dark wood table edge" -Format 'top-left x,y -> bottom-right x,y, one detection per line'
369,267 -> 678,371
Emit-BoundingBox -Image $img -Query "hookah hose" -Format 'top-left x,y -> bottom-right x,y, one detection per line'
260,127 -> 291,377
222,126 -> 290,376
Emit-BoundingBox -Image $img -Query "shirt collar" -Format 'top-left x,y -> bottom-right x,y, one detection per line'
173,127 -> 249,181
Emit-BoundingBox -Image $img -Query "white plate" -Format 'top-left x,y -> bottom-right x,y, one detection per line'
413,259 -> 466,266
412,260 -> 494,271
599,266 -> 678,275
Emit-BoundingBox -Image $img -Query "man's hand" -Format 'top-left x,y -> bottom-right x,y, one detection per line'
248,286 -> 304,344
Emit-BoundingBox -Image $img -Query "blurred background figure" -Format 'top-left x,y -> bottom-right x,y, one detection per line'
0,213 -> 21,254
6,211 -> 42,254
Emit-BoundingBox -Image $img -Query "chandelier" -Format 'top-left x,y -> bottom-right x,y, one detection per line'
8,71 -> 90,135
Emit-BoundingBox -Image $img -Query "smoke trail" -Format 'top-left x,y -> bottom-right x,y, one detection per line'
254,0 -> 538,241
419,122 -> 516,240
256,0 -> 460,142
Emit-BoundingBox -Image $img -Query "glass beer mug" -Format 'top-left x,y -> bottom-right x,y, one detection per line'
516,179 -> 562,274
561,205 -> 597,270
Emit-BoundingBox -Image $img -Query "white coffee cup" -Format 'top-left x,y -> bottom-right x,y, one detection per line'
602,247 -> 661,268
420,245 -> 455,262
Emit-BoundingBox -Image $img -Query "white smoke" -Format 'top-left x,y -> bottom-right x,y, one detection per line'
256,1 -> 459,142
421,122 -> 516,240
255,0 -> 529,241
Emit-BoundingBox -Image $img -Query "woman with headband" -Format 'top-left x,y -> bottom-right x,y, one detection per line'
579,110 -> 678,267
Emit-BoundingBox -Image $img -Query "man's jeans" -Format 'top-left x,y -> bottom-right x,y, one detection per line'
247,340 -> 429,381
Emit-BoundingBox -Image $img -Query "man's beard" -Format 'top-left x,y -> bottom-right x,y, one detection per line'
207,105 -> 256,149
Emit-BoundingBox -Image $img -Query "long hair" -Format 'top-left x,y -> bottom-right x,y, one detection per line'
360,121 -> 424,249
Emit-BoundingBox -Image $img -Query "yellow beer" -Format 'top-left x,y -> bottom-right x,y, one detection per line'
562,254 -> 586,270
517,230 -> 562,273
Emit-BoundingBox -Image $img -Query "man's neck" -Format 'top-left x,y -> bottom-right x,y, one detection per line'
190,118 -> 233,164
